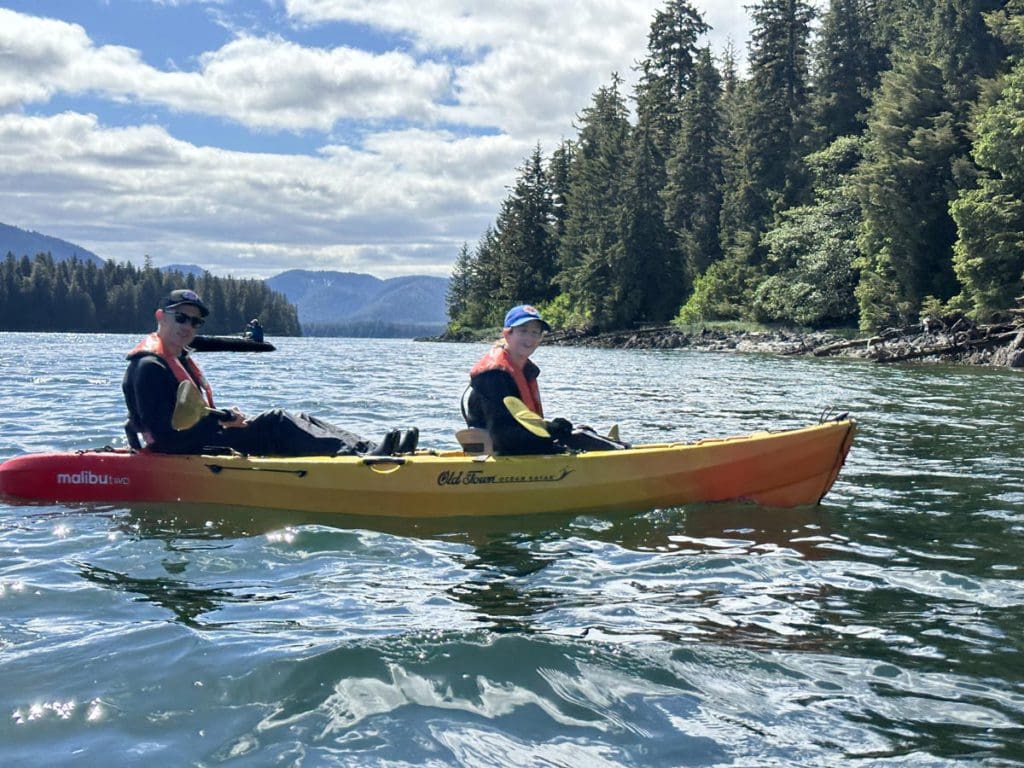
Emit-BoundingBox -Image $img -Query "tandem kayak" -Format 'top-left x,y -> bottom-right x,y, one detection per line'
0,419 -> 856,517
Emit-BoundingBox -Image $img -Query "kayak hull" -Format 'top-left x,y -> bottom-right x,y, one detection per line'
0,420 -> 856,517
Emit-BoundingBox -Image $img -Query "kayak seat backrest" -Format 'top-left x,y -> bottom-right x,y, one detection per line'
455,427 -> 493,456
124,418 -> 144,451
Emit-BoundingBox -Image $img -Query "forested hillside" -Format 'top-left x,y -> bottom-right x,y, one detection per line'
447,0 -> 1024,333
0,253 -> 300,336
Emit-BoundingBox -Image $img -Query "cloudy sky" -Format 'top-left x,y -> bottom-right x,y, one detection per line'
1,0 -> 753,278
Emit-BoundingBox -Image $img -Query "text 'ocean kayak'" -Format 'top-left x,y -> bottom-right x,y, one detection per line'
0,420 -> 856,517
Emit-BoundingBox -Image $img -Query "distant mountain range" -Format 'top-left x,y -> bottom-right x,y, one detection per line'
1,223 -> 105,266
266,270 -> 449,334
161,263 -> 207,277
1,222 -> 449,337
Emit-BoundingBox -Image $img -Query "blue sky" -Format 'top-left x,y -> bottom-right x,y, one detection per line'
0,1 -> 753,278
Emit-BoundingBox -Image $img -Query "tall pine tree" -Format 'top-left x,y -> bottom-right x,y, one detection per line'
663,46 -> 725,294
812,0 -> 881,145
951,1 -> 1024,319
557,75 -> 632,328
854,54 -> 960,330
494,146 -> 558,308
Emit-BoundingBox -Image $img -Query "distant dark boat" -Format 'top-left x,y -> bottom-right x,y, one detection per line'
190,335 -> 275,353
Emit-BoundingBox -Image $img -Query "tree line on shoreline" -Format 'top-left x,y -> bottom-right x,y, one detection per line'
0,252 -> 300,336
446,0 -> 1024,335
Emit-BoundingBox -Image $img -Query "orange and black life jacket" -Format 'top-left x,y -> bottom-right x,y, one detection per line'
126,333 -> 215,407
469,343 -> 543,416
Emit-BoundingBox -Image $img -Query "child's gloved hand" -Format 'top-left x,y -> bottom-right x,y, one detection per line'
546,417 -> 574,440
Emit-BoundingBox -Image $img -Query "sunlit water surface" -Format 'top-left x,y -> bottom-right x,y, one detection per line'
1,332 -> 1023,766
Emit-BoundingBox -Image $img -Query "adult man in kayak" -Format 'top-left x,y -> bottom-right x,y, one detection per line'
464,304 -> 624,455
244,318 -> 264,343
122,289 -> 415,456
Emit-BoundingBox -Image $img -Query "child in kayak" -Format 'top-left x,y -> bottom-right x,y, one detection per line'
122,289 -> 417,456
463,304 -> 625,455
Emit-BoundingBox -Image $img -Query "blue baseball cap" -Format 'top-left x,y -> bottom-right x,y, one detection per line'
504,304 -> 551,331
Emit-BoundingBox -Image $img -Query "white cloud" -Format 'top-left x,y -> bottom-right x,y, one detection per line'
0,3 -> 755,277
186,36 -> 451,130
0,9 -> 452,130
281,0 -> 655,139
0,112 -> 520,276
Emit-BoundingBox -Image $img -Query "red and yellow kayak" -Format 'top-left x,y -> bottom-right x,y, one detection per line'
0,420 -> 855,517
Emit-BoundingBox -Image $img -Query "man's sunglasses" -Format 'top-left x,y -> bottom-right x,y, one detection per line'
168,311 -> 205,328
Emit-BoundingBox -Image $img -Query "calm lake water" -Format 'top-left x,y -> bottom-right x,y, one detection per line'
1,332 -> 1023,767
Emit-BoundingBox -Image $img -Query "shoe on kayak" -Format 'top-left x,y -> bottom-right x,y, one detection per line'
397,427 -> 419,454
362,429 -> 399,456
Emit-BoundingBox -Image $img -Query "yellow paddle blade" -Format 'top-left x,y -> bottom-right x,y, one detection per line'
503,396 -> 550,439
172,380 -> 212,431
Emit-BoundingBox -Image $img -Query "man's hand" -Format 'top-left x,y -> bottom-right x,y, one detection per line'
222,406 -> 248,428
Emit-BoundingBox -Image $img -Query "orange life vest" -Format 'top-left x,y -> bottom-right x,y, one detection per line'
469,343 -> 543,416
127,333 -> 216,408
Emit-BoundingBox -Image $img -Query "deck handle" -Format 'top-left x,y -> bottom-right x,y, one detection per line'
360,456 -> 407,467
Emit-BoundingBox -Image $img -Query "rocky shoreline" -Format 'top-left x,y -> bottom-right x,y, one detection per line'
538,316 -> 1024,367
433,304 -> 1024,367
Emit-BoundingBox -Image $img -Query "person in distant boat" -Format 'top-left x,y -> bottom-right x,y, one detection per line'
122,289 -> 418,456
463,304 -> 625,455
244,318 -> 264,343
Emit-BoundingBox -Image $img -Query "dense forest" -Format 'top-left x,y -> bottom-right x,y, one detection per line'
447,0 -> 1024,334
0,253 -> 300,335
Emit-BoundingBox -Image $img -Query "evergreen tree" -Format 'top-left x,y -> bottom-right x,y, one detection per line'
694,0 -> 815,321
24,255 -> 56,330
715,40 -> 745,258
623,0 -> 711,324
951,3 -> 1024,319
557,75 -> 632,328
446,242 -> 474,326
744,0 -> 816,214
662,46 -> 724,293
616,119 -> 677,324
0,255 -> 11,327
466,225 -> 502,327
107,280 -> 140,332
0,254 -> 299,335
930,0 -> 1006,111
548,141 -> 574,248
753,136 -> 862,326
495,146 -> 558,307
633,0 -> 710,157
138,256 -> 164,325
442,0 -> 1022,333
927,0 -> 1008,222
854,54 -> 960,330
65,270 -> 97,327
812,0 -> 880,145
862,0 -> 931,64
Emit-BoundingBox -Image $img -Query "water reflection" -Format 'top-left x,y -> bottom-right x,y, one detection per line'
120,497 -> 835,555
110,499 -> 846,641
75,561 -> 288,630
